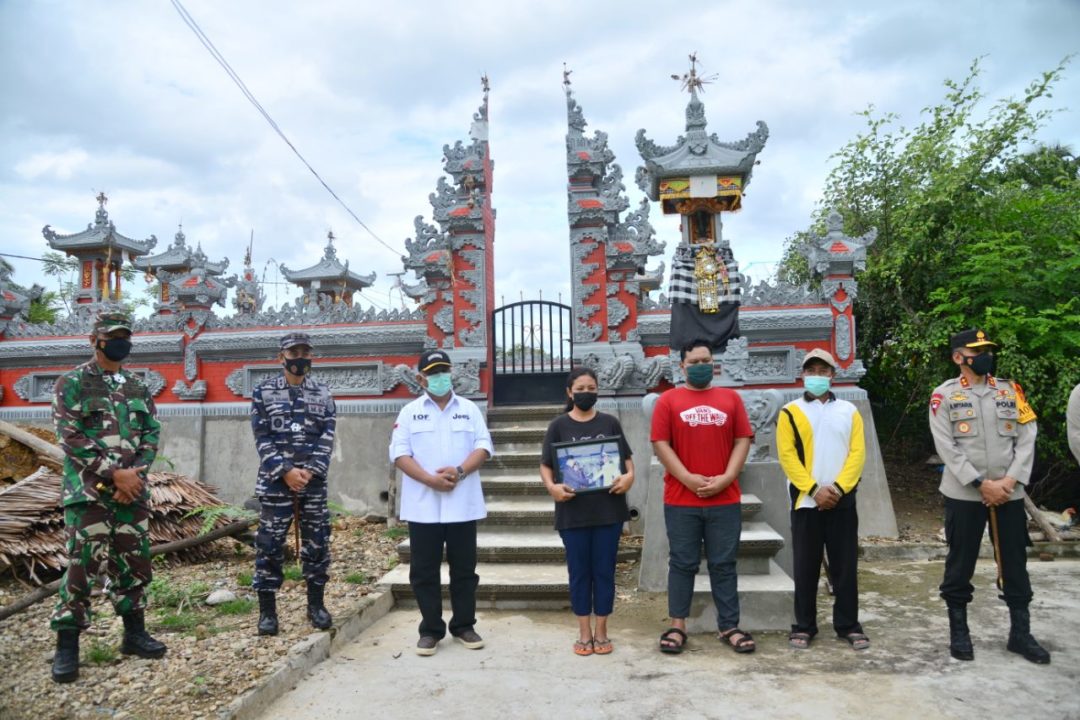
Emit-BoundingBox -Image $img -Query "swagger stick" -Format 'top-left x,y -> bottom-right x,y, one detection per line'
988,506 -> 1004,592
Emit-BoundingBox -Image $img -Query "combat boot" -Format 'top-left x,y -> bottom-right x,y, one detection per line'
51,629 -> 80,683
306,583 -> 332,630
947,603 -> 974,661
1006,605 -> 1050,664
120,610 -> 167,659
257,590 -> 279,636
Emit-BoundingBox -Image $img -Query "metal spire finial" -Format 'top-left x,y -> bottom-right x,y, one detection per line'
671,51 -> 717,95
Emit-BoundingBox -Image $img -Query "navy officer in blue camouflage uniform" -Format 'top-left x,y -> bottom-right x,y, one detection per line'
250,331 -> 336,635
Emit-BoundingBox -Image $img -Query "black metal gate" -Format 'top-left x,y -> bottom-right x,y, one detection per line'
491,300 -> 573,405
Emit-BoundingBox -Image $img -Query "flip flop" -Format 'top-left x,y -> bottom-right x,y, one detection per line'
592,638 -> 613,655
573,639 -> 594,656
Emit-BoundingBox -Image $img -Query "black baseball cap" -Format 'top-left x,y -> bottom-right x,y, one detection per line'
418,350 -> 452,374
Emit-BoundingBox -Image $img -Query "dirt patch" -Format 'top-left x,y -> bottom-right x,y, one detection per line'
882,454 -> 945,543
0,515 -> 399,720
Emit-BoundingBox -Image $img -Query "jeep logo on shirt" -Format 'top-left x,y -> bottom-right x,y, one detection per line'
452,413 -> 470,420
679,405 -> 728,427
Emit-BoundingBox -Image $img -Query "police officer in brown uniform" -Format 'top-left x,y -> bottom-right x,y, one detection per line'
928,329 -> 1049,664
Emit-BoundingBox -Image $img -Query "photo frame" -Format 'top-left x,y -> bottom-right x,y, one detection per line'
551,435 -> 626,494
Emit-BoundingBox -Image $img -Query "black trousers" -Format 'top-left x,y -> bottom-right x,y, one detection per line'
791,504 -> 862,636
940,498 -> 1032,608
407,520 -> 479,640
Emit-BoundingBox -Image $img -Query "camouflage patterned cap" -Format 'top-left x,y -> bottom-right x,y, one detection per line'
280,332 -> 313,351
94,311 -> 133,334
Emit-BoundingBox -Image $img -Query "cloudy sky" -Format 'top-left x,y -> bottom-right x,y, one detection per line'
2,0 -> 1078,316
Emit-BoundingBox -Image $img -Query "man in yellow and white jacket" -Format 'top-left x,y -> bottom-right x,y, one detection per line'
776,349 -> 867,651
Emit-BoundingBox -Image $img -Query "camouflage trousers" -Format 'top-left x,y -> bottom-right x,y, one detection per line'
51,499 -> 152,631
253,487 -> 331,591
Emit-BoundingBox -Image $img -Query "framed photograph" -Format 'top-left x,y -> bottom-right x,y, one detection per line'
551,436 -> 626,494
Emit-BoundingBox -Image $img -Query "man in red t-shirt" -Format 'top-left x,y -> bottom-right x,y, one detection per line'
651,339 -> 754,654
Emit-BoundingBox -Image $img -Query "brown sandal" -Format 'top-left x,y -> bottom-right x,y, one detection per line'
719,627 -> 756,654
659,627 -> 687,654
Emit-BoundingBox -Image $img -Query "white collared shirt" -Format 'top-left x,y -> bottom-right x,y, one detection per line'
389,392 -> 494,523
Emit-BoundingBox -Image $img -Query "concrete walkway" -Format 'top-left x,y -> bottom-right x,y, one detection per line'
258,560 -> 1080,720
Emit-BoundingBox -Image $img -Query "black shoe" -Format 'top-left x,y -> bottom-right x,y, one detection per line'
416,636 -> 438,656
51,629 -> 80,683
453,629 -> 485,650
257,590 -> 279,636
306,583 -> 332,630
121,610 -> 167,659
947,604 -> 974,661
1007,605 -> 1050,664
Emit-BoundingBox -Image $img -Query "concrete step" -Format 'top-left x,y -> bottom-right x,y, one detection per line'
490,426 -> 548,448
486,405 -> 565,427
488,450 -> 542,470
685,560 -> 794,632
482,474 -> 548,497
396,530 -> 639,564
481,498 -> 554,526
377,562 -> 571,610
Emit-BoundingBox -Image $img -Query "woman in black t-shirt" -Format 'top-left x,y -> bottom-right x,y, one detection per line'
540,367 -> 634,656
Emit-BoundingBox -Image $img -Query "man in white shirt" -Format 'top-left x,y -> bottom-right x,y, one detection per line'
777,349 -> 868,651
389,350 -> 494,656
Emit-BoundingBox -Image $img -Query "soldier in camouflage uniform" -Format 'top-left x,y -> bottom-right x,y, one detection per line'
50,311 -> 167,683
251,332 -> 336,635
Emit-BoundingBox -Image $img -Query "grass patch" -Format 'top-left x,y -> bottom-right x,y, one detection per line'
236,570 -> 253,587
156,609 -> 201,633
214,598 -> 256,616
147,578 -> 210,611
83,639 -> 117,664
327,500 -> 351,516
282,565 -> 304,582
382,526 -> 409,539
384,557 -> 399,571
344,572 -> 368,585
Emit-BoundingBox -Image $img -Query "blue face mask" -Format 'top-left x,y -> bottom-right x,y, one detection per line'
685,363 -> 714,388
803,375 -> 832,397
425,372 -> 453,397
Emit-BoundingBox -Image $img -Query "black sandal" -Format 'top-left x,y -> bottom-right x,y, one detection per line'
659,627 -> 687,654
719,627 -> 756,654
839,631 -> 870,651
789,631 -> 812,650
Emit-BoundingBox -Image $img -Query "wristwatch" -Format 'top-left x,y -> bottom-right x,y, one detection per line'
456,465 -> 466,479
971,477 -> 983,489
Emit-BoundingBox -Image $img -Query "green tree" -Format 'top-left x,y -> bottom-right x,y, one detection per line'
781,57 -> 1079,496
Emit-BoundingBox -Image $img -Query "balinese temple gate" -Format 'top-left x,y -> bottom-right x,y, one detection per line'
0,68 -> 896,630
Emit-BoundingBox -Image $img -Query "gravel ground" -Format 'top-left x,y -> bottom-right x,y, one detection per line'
0,515 -> 400,720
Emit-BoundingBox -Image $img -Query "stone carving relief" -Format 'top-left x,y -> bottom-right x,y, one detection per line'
835,315 -> 852,361
738,389 -> 784,462
172,380 -> 208,401
434,306 -> 455,334
452,358 -> 482,396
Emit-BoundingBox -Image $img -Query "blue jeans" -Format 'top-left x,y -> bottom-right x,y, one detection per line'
664,503 -> 741,629
558,522 -> 623,616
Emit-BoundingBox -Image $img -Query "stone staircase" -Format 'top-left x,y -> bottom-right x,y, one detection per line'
378,404 -> 793,625
377,405 -> 575,609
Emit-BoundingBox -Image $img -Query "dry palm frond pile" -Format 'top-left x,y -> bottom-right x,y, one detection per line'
0,467 -> 234,585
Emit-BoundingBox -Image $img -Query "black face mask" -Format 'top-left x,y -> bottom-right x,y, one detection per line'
97,338 -> 132,362
964,353 -> 995,377
572,392 -> 598,412
284,357 -> 312,377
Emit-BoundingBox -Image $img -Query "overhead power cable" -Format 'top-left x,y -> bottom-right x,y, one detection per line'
169,0 -> 401,260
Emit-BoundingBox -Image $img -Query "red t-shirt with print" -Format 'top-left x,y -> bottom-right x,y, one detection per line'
650,386 -> 754,507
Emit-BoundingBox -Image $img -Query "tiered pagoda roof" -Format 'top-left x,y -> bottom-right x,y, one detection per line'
42,193 -> 157,257
134,226 -> 229,275
280,232 -> 375,290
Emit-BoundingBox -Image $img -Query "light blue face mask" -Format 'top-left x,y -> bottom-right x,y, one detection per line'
426,372 -> 453,397
803,375 -> 831,397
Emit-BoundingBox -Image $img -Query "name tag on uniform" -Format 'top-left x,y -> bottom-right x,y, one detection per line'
265,390 -> 290,404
